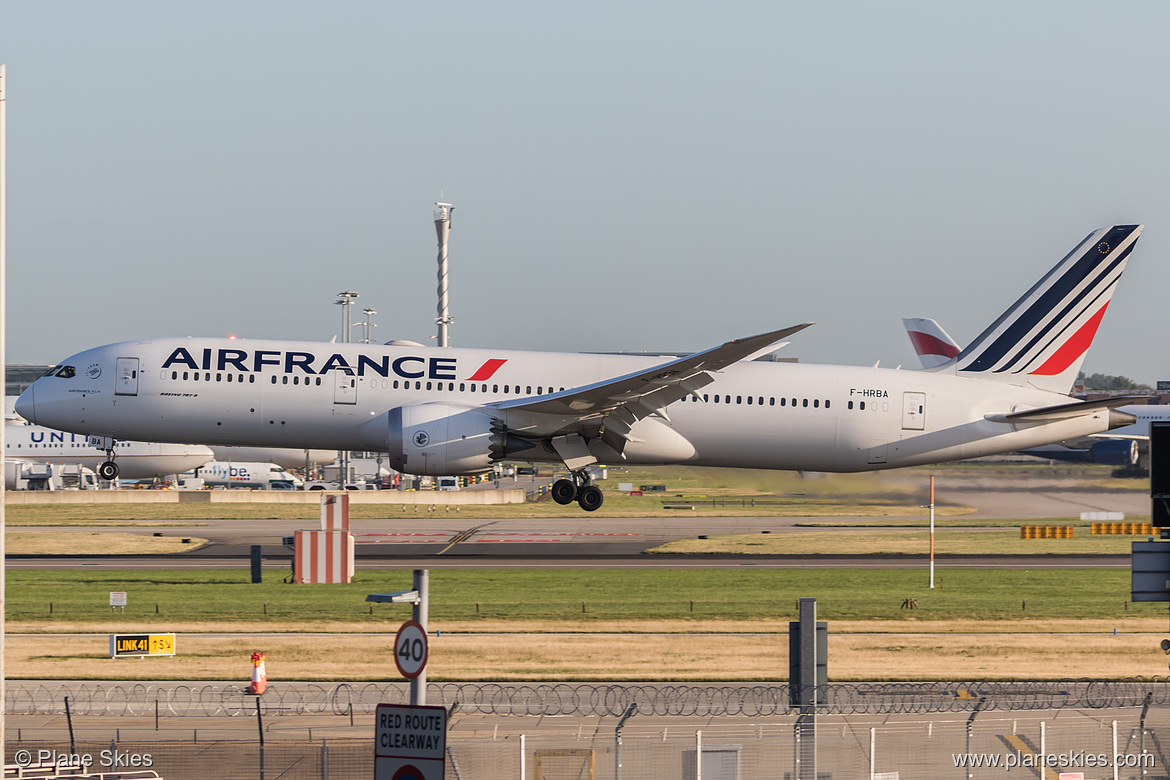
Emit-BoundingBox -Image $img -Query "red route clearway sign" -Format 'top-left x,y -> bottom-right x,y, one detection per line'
374,703 -> 446,780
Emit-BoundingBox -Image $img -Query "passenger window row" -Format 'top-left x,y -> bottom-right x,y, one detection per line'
164,371 -> 259,384
160,372 -> 569,396
386,380 -> 565,395
272,375 -> 324,386
682,394 -> 831,409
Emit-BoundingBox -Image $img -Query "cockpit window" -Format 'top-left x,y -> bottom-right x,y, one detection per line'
42,366 -> 76,378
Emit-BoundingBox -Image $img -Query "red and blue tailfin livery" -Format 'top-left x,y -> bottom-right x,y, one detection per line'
946,225 -> 1141,393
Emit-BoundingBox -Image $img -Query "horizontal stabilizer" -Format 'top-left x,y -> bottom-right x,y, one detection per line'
1089,432 -> 1147,441
984,396 -> 1143,424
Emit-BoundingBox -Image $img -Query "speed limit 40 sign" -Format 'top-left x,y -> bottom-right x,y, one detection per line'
394,621 -> 428,679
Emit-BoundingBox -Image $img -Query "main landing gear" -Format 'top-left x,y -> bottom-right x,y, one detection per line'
551,470 -> 603,512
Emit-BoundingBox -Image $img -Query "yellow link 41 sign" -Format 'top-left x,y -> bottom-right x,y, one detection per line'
109,634 -> 176,658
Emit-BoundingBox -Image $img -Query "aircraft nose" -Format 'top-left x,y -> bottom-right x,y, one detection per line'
14,384 -> 35,423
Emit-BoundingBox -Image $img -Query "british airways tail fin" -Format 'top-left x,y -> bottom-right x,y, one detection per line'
903,317 -> 961,369
943,224 -> 1142,394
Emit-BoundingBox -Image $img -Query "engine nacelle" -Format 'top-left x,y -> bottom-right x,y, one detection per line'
1088,439 -> 1139,466
362,402 -> 498,475
1021,438 -> 1139,466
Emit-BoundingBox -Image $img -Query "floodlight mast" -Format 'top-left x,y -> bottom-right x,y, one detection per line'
360,307 -> 377,344
333,291 -> 359,485
434,202 -> 453,347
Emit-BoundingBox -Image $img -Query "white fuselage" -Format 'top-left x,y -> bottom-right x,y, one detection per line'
208,446 -> 336,469
194,460 -> 303,488
16,337 -> 1119,475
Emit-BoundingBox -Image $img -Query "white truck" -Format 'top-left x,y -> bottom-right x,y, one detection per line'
5,461 -> 98,490
193,461 -> 303,490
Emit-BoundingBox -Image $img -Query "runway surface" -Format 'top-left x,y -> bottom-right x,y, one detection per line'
5,475 -> 1149,569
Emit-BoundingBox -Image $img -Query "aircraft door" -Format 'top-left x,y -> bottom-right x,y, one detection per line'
902,392 -> 926,431
333,371 -> 357,405
114,358 -> 139,396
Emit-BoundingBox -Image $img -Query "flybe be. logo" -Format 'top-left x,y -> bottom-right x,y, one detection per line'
161,347 -> 507,382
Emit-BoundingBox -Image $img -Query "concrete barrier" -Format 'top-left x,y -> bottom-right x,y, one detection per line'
3,489 -> 527,505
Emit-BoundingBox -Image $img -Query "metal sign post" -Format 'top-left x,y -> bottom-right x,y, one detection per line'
411,570 -> 429,705
367,569 -> 430,705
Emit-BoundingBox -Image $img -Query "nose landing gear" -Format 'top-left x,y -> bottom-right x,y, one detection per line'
551,470 -> 604,512
97,446 -> 119,481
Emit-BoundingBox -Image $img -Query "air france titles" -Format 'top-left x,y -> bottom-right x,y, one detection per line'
161,347 -> 507,382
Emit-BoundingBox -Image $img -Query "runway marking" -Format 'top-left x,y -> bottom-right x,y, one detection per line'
351,533 -> 446,540
437,522 -> 498,555
356,540 -> 453,544
354,531 -> 644,545
471,532 -> 642,537
997,733 -> 1056,780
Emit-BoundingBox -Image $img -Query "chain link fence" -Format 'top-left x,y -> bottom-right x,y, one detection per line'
9,678 -> 1169,718
9,712 -> 1168,779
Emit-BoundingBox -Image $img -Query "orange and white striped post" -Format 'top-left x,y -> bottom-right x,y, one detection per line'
929,475 -> 936,589
293,494 -> 356,583
320,493 -> 350,531
294,529 -> 355,584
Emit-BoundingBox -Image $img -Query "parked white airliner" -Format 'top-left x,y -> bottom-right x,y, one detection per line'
4,422 -> 215,480
16,225 -> 1144,510
209,446 -> 335,469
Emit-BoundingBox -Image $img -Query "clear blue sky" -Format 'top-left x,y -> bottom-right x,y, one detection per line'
3,1 -> 1167,385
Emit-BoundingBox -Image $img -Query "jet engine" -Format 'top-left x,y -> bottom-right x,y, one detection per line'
1021,439 -> 1139,466
1087,439 -> 1140,466
363,402 -> 500,475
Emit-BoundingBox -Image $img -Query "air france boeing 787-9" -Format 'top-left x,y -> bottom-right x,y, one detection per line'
16,225 -> 1145,510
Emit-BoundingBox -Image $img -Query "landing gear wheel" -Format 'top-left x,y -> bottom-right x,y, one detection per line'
551,479 -> 577,505
577,485 -> 604,512
98,461 -> 120,481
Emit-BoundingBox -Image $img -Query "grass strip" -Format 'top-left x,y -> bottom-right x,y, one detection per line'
8,568 -> 1162,626
6,533 -> 208,555
8,630 -> 1162,681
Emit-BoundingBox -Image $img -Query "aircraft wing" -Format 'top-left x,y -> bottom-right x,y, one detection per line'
489,323 -> 813,456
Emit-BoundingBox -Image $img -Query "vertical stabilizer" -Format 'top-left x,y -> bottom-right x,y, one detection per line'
951,224 -> 1142,394
903,317 -> 961,369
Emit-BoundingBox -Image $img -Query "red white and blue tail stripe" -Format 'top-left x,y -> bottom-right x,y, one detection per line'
947,224 -> 1142,393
